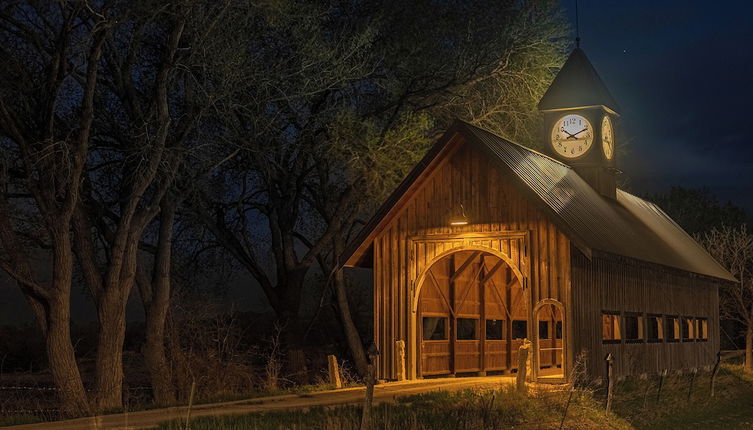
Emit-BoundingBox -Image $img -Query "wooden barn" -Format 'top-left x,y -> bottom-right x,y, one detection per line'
341,48 -> 735,383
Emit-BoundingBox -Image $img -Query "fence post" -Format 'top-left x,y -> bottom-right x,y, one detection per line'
185,379 -> 196,430
710,351 -> 722,398
656,369 -> 667,403
687,368 -> 697,401
328,355 -> 343,389
360,343 -> 380,430
605,353 -> 614,412
516,340 -> 530,394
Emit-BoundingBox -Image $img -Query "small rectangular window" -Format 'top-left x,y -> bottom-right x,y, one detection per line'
602,312 -> 621,343
512,320 -> 527,340
697,318 -> 709,341
486,319 -> 504,340
539,321 -> 550,340
422,317 -> 447,341
665,316 -> 680,342
555,321 -> 563,340
682,317 -> 695,341
624,313 -> 644,343
646,314 -> 663,342
457,318 -> 479,340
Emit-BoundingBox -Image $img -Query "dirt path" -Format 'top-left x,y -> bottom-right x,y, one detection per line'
7,376 -> 515,430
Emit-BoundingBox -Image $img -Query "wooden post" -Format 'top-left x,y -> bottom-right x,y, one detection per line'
449,255 -> 456,376
479,255 -> 486,376
395,340 -> 406,382
516,340 -> 530,393
656,369 -> 667,403
710,351 -> 722,398
605,353 -> 614,412
327,355 -> 343,389
360,344 -> 380,430
687,368 -> 697,401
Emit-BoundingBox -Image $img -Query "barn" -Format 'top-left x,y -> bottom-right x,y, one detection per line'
341,48 -> 735,383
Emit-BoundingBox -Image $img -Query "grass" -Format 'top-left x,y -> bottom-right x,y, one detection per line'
156,364 -> 753,430
157,385 -> 633,430
609,363 -> 753,429
0,414 -> 42,426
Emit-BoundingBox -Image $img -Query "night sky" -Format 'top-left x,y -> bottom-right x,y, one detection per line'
2,2 -> 752,325
563,1 -> 753,212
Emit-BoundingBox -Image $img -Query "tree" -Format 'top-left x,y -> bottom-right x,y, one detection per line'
0,1 -> 109,415
647,186 -> 746,236
0,0 -> 243,411
699,225 -> 753,373
198,0 -> 568,378
73,0 -> 243,408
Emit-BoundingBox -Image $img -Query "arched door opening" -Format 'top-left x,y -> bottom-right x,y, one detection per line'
536,302 -> 564,379
417,250 -> 527,377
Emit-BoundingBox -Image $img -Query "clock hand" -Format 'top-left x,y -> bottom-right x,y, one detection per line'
570,128 -> 588,137
560,127 -> 577,139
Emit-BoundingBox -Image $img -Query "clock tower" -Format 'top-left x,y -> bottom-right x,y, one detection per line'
538,48 -> 620,199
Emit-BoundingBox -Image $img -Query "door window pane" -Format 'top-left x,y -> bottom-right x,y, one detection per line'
512,320 -> 527,340
457,318 -> 479,340
422,317 -> 447,340
486,319 -> 504,340
555,321 -> 563,339
539,321 -> 550,340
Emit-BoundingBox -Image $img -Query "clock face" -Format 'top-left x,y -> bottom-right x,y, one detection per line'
601,115 -> 614,160
550,114 -> 594,159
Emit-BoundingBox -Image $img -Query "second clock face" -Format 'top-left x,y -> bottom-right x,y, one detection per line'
601,115 -> 614,160
551,114 -> 593,158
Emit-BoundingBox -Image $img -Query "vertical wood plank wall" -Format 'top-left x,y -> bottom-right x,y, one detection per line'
371,139 -> 572,380
571,251 -> 720,380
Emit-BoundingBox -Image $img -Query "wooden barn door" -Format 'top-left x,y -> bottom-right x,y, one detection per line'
418,250 -> 524,377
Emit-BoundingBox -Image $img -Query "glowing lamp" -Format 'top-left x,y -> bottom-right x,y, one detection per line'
449,204 -> 469,226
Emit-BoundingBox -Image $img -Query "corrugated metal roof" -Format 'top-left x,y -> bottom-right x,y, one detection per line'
463,122 -> 736,282
342,120 -> 735,282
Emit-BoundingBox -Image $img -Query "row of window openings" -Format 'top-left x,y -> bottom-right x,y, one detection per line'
602,312 -> 709,344
422,317 -> 562,341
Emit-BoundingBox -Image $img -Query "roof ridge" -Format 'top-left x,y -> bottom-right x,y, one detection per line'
456,120 -> 573,170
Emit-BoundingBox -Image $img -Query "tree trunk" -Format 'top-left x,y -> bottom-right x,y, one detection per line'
745,323 -> 753,373
94,290 -> 128,411
46,302 -> 91,416
332,239 -> 369,378
142,198 -> 177,405
144,304 -> 175,404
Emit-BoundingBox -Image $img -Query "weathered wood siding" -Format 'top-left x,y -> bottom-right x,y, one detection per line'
371,137 -> 572,380
571,251 -> 720,380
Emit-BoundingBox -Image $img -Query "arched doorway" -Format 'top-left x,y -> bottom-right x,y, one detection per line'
416,250 -> 527,377
535,301 -> 565,379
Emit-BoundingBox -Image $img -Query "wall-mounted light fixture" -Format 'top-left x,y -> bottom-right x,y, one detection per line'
449,204 -> 469,226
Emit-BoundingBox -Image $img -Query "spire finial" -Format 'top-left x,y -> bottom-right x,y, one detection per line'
575,0 -> 581,48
